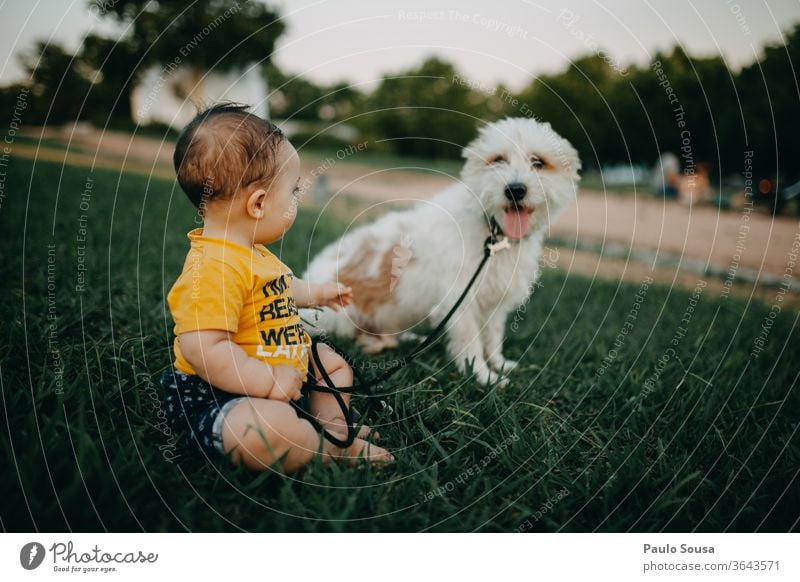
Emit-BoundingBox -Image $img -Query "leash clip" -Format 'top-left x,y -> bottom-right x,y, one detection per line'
487,236 -> 511,256
379,400 -> 394,415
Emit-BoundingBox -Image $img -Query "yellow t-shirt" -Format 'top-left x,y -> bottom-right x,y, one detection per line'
167,228 -> 311,377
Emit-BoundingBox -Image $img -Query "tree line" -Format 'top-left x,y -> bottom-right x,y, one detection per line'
1,0 -> 797,181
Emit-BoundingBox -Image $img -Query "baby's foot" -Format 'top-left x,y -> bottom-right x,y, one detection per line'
338,437 -> 394,465
319,414 -> 381,441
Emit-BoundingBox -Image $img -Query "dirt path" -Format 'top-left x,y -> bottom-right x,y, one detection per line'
20,126 -> 800,291
550,192 -> 799,286
328,169 -> 799,285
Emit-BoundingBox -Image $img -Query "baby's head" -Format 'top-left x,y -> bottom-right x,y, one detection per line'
173,103 -> 301,244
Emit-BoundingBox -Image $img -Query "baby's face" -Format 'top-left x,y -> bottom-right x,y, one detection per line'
254,140 -> 302,244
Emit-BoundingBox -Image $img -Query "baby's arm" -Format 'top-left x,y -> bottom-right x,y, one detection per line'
293,278 -> 352,309
178,330 -> 302,401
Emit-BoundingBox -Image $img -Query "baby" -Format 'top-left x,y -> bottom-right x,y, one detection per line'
161,103 -> 393,472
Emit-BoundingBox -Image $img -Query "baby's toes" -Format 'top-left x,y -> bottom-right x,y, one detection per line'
357,424 -> 380,440
344,438 -> 394,465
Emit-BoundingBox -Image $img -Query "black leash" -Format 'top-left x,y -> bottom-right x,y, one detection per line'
290,217 -> 511,448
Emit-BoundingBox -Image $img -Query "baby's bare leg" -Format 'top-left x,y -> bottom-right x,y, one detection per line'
309,344 -> 377,439
220,398 -> 391,472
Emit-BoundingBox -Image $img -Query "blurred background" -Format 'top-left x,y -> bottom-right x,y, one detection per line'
2,0 -> 800,300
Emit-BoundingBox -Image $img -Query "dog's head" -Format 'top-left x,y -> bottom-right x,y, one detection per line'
460,117 -> 581,240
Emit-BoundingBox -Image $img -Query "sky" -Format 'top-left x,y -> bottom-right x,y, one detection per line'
1,0 -> 799,92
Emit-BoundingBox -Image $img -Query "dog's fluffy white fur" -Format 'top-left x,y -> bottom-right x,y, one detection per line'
302,117 -> 581,384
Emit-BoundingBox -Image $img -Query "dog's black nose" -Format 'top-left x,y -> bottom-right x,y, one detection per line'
504,182 -> 527,202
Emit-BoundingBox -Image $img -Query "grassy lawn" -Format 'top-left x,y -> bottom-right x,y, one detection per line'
1,156 -> 798,532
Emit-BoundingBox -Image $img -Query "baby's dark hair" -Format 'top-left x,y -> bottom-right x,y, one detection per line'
173,102 -> 286,209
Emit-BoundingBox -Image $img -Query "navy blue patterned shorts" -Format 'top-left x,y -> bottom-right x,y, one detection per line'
161,368 -> 312,459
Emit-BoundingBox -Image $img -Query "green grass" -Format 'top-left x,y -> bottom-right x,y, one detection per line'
1,156 -> 798,532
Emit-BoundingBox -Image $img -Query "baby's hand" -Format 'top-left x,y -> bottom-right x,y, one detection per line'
317,281 -> 352,311
269,364 -> 303,402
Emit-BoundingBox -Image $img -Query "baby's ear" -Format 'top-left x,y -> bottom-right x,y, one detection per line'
461,121 -> 491,161
246,188 -> 268,219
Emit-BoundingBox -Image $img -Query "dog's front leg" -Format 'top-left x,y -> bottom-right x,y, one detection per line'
483,310 -> 519,374
442,306 -> 505,386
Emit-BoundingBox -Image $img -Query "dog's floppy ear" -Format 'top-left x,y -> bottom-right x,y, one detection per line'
461,120 -> 492,160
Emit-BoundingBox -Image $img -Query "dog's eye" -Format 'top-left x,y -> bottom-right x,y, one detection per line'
488,155 -> 507,165
530,156 -> 545,169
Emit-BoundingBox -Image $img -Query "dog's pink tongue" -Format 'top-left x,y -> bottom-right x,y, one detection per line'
503,209 -> 530,239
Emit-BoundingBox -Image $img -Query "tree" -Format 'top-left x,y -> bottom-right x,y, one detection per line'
353,57 -> 491,158
514,48 -> 744,172
515,54 -> 628,168
88,0 -> 285,121
91,0 -> 285,74
629,48 -> 738,171
265,63 -> 366,123
320,81 -> 365,122
80,33 -> 147,122
265,63 -> 327,121
20,42 -> 93,124
737,23 -> 800,181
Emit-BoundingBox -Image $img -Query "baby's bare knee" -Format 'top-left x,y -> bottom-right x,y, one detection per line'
338,360 -> 353,384
317,346 -> 351,374
221,401 -> 316,471
238,423 -> 291,469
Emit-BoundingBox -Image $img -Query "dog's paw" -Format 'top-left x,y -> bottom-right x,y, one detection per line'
474,365 -> 511,388
356,333 -> 397,354
398,331 -> 423,343
488,356 -> 519,373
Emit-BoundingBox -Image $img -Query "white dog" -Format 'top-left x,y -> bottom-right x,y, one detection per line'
301,117 -> 581,384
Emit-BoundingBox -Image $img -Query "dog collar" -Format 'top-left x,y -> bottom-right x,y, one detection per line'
485,215 -> 512,256
488,215 -> 504,240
